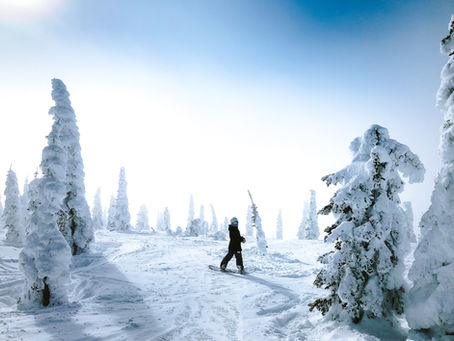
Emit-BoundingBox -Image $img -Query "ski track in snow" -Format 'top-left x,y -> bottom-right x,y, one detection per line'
0,231 -> 408,340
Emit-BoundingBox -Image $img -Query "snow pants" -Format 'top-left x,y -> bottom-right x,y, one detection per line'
221,250 -> 243,269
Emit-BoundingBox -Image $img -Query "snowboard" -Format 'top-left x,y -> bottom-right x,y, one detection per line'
208,265 -> 247,274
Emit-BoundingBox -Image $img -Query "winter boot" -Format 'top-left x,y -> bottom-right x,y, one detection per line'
220,264 -> 227,272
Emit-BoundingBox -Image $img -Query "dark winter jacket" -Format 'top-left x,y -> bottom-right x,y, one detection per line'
228,224 -> 245,252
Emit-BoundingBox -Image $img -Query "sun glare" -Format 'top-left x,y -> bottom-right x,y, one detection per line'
0,0 -> 59,16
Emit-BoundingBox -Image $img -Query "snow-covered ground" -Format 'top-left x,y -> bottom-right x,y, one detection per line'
1,231 -> 410,340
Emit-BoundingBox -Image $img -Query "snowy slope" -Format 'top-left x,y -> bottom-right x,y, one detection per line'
1,231 -> 410,340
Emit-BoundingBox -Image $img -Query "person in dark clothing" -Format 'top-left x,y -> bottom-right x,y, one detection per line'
220,217 -> 246,273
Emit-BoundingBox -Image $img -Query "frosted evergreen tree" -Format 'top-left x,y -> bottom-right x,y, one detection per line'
248,190 -> 267,256
297,201 -> 309,240
186,195 -> 196,236
175,226 -> 183,236
245,205 -> 254,237
163,207 -> 171,234
188,205 -> 208,236
136,205 -> 150,231
309,125 -> 424,324
198,205 -> 208,235
23,172 -> 40,236
19,105 -> 71,307
303,190 -> 319,240
210,204 -> 218,233
50,79 -> 93,255
3,168 -> 24,244
276,210 -> 283,240
107,195 -> 116,231
402,201 -> 416,243
113,167 -> 131,231
92,188 -> 104,230
20,179 -> 29,233
407,17 -> 454,337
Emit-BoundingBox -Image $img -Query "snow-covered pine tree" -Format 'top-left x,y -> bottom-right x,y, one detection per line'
136,205 -> 150,231
198,205 -> 208,235
107,195 -> 116,231
186,195 -> 196,236
276,210 -> 283,240
303,190 -> 319,240
3,168 -> 24,244
407,17 -> 454,337
309,125 -> 424,325
23,172 -> 40,236
92,188 -> 104,230
297,201 -> 309,240
19,106 -> 72,307
50,79 -> 93,255
20,179 -> 31,233
402,201 -> 416,243
248,190 -> 267,256
245,205 -> 253,237
0,194 -> 3,219
163,207 -> 171,234
113,167 -> 131,231
210,204 -> 218,234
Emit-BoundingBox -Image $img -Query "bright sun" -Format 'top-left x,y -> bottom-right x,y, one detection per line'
0,0 -> 59,15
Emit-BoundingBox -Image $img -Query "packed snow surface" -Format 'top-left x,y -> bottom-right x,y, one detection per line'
1,231 -> 411,340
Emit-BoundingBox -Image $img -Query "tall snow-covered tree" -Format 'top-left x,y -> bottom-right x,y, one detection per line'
136,205 -> 150,231
245,205 -> 253,237
302,190 -> 319,240
198,205 -> 208,235
107,195 -> 116,231
248,190 -> 267,256
407,18 -> 454,338
92,188 -> 104,230
187,195 -> 194,228
309,125 -> 424,325
20,179 -> 29,232
163,207 -> 171,234
188,205 -> 208,236
402,201 -> 416,243
297,201 -> 309,240
23,173 -> 40,236
210,204 -> 218,233
186,195 -> 196,236
2,168 -> 24,244
50,79 -> 93,255
156,208 -> 171,234
113,167 -> 131,231
19,105 -> 71,307
276,210 -> 283,240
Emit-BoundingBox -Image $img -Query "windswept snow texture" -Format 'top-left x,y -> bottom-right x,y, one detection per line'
0,230 -> 409,340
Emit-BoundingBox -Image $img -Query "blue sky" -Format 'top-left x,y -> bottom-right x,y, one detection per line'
0,0 -> 452,236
